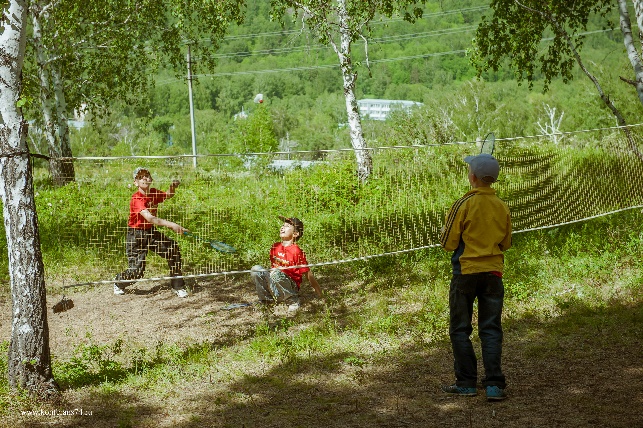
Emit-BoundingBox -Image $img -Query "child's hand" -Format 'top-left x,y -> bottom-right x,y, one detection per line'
171,223 -> 187,234
171,180 -> 180,188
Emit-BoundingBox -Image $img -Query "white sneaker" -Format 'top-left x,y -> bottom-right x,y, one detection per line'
114,284 -> 125,295
287,302 -> 300,312
174,288 -> 188,298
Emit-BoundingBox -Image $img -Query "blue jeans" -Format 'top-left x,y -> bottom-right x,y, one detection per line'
251,265 -> 299,304
449,273 -> 506,388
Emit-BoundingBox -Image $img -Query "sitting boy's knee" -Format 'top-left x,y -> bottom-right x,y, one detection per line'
251,265 -> 267,278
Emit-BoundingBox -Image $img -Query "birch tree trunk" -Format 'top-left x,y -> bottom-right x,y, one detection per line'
52,64 -> 75,184
618,0 -> 643,106
336,0 -> 372,182
32,2 -> 74,186
634,0 -> 643,39
0,0 -> 58,398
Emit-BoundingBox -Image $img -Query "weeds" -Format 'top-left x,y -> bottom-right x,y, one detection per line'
53,336 -> 127,388
0,209 -> 641,425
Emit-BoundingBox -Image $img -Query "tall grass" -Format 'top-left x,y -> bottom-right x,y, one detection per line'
2,130 -> 641,290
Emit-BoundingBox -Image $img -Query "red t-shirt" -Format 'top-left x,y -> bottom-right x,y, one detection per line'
128,188 -> 169,229
270,242 -> 310,288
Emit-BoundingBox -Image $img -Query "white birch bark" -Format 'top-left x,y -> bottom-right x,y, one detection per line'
633,0 -> 643,54
32,6 -> 65,185
618,0 -> 643,106
0,0 -> 58,398
335,0 -> 372,181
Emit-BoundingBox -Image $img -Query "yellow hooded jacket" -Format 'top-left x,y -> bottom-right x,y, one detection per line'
440,187 -> 512,274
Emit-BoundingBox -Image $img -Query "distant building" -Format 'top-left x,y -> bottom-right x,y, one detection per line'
358,99 -> 423,121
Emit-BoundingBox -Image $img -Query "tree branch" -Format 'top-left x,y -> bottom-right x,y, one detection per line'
359,34 -> 372,77
620,75 -> 638,86
513,0 -> 643,162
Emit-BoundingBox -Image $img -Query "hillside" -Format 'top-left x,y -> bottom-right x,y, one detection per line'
62,1 -> 643,159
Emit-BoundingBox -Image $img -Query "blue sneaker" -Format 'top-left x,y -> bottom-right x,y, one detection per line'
441,384 -> 477,396
486,386 -> 507,401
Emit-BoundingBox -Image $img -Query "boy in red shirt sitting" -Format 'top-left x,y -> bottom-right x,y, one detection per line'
114,167 -> 189,298
251,216 -> 322,311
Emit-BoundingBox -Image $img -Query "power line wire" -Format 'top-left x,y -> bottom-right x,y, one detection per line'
155,28 -> 614,84
210,26 -> 476,59
207,5 -> 489,42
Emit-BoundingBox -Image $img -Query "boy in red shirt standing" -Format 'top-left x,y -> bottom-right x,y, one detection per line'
251,216 -> 322,311
114,167 -> 189,298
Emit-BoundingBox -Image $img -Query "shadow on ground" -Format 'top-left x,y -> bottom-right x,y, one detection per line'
7,291 -> 641,428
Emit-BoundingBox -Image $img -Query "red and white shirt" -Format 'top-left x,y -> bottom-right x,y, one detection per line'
128,188 -> 169,229
270,242 -> 310,287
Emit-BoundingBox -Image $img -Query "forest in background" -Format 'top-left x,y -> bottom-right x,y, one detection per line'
23,0 -> 643,165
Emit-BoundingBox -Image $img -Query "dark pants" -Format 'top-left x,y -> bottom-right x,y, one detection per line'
449,273 -> 506,389
115,227 -> 184,290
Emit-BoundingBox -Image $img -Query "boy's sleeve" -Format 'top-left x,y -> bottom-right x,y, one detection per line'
269,243 -> 278,267
130,195 -> 146,215
298,249 -> 310,274
440,201 -> 465,251
150,188 -> 168,204
499,209 -> 512,251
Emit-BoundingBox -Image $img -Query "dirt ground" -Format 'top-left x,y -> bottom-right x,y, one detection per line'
1,276 -> 641,428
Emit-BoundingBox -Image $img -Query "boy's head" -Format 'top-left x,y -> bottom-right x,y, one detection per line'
464,154 -> 499,185
133,167 -> 152,181
278,215 -> 304,241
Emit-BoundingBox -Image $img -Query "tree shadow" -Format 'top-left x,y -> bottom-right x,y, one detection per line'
18,270 -> 642,427
159,300 -> 641,427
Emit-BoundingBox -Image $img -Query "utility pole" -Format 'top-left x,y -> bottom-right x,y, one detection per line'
187,44 -> 197,168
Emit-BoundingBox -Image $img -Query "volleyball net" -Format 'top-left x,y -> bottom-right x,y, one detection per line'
30,124 -> 643,287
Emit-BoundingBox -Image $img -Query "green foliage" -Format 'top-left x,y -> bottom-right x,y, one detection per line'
230,104 -> 279,154
110,0 -> 643,157
471,0 -> 615,91
12,0 -> 635,167
54,336 -> 126,388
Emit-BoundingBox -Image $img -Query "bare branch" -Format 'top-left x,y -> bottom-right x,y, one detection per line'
39,0 -> 62,19
359,34 -> 371,77
620,75 -> 638,86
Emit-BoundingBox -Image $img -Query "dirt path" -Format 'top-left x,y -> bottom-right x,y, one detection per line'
43,278 -> 263,359
1,276 -> 641,427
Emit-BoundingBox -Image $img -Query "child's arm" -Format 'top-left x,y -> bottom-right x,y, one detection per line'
140,209 -> 187,234
166,180 -> 180,199
499,213 -> 512,251
440,205 -> 464,251
306,270 -> 322,298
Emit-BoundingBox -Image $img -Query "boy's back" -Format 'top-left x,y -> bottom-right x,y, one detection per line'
440,187 -> 511,274
440,152 -> 511,401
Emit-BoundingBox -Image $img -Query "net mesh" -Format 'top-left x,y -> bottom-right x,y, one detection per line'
27,125 -> 643,286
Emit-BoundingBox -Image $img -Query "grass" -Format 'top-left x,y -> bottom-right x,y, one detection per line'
0,134 -> 642,425
1,209 -> 641,427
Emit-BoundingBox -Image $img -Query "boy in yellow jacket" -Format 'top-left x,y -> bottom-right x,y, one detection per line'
440,153 -> 512,401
